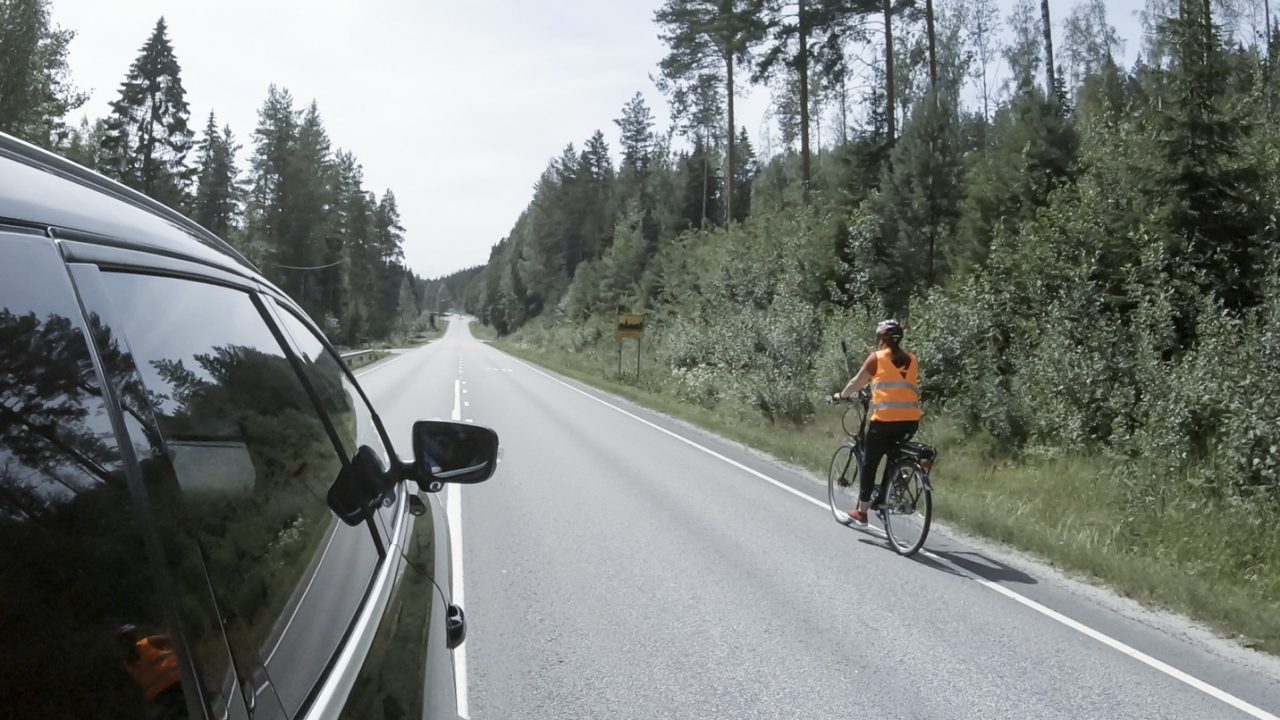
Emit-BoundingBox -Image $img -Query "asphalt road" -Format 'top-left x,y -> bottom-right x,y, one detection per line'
360,317 -> 1280,720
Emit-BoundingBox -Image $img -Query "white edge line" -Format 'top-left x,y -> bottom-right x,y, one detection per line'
353,346 -> 417,377
448,379 -> 469,719
503,354 -> 1279,720
447,485 -> 468,719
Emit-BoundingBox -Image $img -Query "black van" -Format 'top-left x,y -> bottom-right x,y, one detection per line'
0,133 -> 495,720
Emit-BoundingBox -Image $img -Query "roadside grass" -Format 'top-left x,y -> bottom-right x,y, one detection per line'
494,333 -> 1280,656
405,317 -> 449,346
468,321 -> 498,342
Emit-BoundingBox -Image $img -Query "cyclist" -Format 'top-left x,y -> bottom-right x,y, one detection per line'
831,319 -> 921,525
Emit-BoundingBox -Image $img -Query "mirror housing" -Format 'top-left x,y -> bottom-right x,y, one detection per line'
328,445 -> 396,526
412,420 -> 499,485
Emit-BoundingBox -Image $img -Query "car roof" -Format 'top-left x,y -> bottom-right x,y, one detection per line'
0,132 -> 259,279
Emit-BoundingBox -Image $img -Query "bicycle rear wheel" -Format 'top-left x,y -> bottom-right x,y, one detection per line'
827,444 -> 860,524
882,461 -> 932,556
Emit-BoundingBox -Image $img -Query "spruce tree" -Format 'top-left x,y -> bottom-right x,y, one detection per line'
395,274 -> 419,335
732,126 -> 758,222
955,87 -> 1077,270
101,17 -> 194,209
577,131 -> 615,265
1154,0 -> 1266,325
878,93 -> 963,309
680,138 -> 723,230
615,92 -> 656,177
192,112 -> 241,239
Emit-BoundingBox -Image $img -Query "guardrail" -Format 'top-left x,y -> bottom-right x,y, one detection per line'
339,349 -> 381,370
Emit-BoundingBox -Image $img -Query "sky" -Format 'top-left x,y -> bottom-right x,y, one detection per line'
49,0 -> 1150,280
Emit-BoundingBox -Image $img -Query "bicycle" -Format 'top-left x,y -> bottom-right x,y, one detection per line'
825,388 -> 938,557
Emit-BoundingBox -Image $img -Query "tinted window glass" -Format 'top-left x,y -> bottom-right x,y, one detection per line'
98,272 -> 380,717
0,235 -> 182,718
271,303 -> 390,467
270,302 -> 402,537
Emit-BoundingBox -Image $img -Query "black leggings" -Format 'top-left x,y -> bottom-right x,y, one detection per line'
860,421 -> 919,503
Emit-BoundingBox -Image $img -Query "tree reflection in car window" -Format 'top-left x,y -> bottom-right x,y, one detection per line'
98,272 -> 380,718
269,302 -> 401,537
0,235 -> 183,719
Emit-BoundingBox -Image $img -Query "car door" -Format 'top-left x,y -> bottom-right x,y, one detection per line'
71,264 -> 392,719
0,230 -> 246,720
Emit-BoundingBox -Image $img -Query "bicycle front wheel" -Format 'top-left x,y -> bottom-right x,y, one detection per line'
883,461 -> 932,556
827,444 -> 860,524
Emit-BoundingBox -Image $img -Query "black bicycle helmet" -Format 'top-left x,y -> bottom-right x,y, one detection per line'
876,319 -> 904,343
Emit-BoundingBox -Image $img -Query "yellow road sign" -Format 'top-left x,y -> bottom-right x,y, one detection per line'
616,313 -> 644,339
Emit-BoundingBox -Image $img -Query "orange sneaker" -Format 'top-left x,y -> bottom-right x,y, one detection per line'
849,509 -> 868,525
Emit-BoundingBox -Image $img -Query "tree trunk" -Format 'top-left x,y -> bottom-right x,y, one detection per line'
1041,0 -> 1056,98
840,72 -> 849,145
884,0 -> 896,147
1266,0 -> 1272,55
1266,0 -> 1273,87
725,49 -> 735,226
925,0 -> 939,96
701,149 -> 709,230
798,0 -> 812,200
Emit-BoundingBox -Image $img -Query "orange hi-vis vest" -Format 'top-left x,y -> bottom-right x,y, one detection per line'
125,636 -> 182,701
870,348 -> 922,423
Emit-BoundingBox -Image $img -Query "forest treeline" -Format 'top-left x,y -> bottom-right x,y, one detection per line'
0,1 -> 426,345
439,0 -> 1280,513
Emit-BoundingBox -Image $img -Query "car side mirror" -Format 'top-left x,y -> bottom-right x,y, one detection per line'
412,420 -> 499,484
328,445 -> 396,526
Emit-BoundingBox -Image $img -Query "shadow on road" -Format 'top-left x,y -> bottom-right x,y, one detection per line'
852,536 -> 1039,586
925,549 -> 1039,585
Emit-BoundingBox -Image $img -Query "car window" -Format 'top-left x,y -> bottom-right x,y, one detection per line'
269,302 -> 392,467
0,234 -> 184,718
95,271 -> 381,718
268,301 -> 403,539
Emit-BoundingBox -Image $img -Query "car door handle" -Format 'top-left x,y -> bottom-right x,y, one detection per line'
446,604 -> 466,650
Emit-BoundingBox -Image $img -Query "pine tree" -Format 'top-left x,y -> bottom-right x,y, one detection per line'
100,17 -> 194,209
655,0 -> 768,224
0,0 -> 86,147
1041,0 -> 1058,96
192,112 -> 241,239
754,0 -> 877,195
